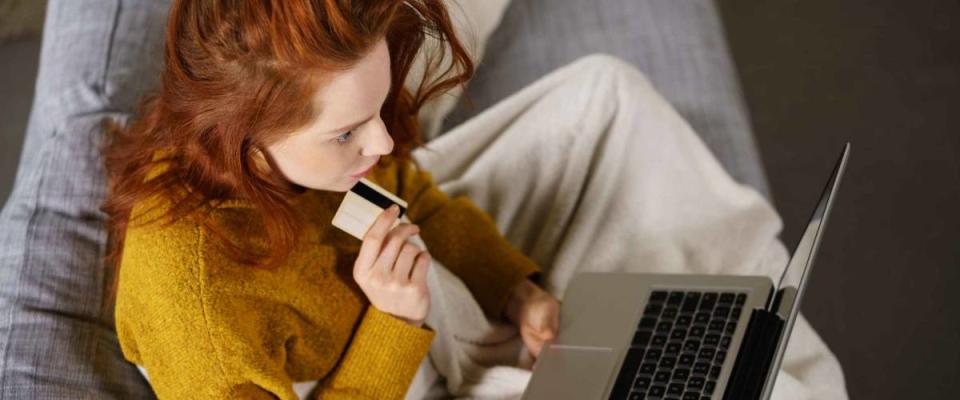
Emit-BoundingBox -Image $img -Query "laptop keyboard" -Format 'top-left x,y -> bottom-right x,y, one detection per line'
608,290 -> 747,400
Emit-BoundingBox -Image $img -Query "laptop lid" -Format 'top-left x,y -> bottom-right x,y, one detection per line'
722,143 -> 849,400
761,143 -> 850,398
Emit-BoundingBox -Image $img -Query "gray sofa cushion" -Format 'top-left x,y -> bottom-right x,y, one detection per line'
0,0 -> 767,398
0,1 -> 167,398
444,0 -> 770,197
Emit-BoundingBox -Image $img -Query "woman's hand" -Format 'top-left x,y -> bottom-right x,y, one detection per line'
353,205 -> 432,327
504,279 -> 560,359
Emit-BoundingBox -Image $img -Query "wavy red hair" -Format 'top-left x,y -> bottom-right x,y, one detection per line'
101,0 -> 474,292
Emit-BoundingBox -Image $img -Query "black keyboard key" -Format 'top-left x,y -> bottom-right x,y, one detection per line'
640,363 -> 657,375
678,353 -> 695,366
687,376 -> 705,390
673,368 -> 690,381
698,348 -> 715,360
683,340 -> 700,353
651,335 -> 668,347
628,392 -> 644,400
693,362 -> 710,375
714,306 -> 730,319
716,350 -> 727,363
662,307 -> 678,320
718,293 -> 735,305
703,334 -> 720,346
639,317 -> 657,330
670,329 -> 687,341
681,292 -> 701,313
708,320 -> 726,332
633,375 -> 652,390
704,380 -> 717,395
633,331 -> 652,347
668,383 -> 685,396
676,315 -> 692,327
731,307 -> 742,319
725,322 -> 737,335
659,356 -> 677,369
683,392 -> 699,400
689,326 -> 705,338
700,293 -> 718,310
645,303 -> 663,316
710,365 -> 721,379
666,341 -> 682,355
735,293 -> 747,305
650,291 -> 668,303
646,348 -> 663,360
611,358 -> 640,398
668,292 -> 685,306
649,385 -> 666,397
720,336 -> 732,349
654,371 -> 671,383
694,313 -> 710,324
621,347 -> 644,375
657,321 -> 673,333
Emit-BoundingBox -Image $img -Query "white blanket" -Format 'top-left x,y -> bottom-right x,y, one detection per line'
405,55 -> 849,400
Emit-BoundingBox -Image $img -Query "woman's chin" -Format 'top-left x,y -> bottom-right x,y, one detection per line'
298,179 -> 355,193
334,177 -> 361,192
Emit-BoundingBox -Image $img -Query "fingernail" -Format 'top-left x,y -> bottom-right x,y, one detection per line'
390,204 -> 399,214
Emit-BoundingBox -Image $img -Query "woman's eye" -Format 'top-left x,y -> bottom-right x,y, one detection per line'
334,130 -> 353,144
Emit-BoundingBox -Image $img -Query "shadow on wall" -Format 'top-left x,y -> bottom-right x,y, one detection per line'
0,0 -> 45,204
0,0 -> 47,42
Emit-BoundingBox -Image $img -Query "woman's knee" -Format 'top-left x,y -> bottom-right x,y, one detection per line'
554,54 -> 670,128
565,54 -> 657,93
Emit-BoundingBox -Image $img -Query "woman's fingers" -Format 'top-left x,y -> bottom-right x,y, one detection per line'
525,333 -> 546,358
393,243 -> 421,281
374,223 -> 420,274
349,204 -> 432,325
355,205 -> 400,278
410,251 -> 431,284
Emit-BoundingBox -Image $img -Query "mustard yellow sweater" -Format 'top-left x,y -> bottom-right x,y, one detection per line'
115,156 -> 540,399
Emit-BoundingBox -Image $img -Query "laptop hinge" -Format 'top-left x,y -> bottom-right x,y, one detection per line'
722,308 -> 785,400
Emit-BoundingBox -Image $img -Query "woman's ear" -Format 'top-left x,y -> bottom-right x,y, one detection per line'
250,146 -> 272,175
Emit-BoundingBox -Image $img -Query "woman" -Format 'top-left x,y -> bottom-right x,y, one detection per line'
102,1 -> 560,398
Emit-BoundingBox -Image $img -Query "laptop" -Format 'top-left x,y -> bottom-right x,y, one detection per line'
522,144 -> 850,400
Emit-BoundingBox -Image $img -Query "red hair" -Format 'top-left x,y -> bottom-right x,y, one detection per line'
101,0 -> 474,290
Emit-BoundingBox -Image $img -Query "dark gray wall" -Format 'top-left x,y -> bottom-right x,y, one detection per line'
0,37 -> 39,207
718,1 -> 960,399
2,1 -> 958,399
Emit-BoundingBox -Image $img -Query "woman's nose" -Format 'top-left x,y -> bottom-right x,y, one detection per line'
360,118 -> 394,156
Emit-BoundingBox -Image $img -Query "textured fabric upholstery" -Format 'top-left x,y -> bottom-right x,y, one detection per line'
0,1 -> 168,398
0,0 -> 768,397
444,0 -> 770,196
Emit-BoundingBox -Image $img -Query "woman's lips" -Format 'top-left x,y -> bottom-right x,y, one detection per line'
350,163 -> 376,178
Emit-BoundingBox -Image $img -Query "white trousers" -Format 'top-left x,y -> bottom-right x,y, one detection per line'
406,55 -> 849,400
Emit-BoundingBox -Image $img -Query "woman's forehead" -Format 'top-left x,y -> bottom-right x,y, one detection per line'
310,39 -> 392,130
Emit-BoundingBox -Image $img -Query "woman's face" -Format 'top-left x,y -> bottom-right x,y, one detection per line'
262,38 -> 394,193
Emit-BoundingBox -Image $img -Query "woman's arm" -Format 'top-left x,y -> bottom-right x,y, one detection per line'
390,158 -> 542,320
116,202 -> 433,399
314,306 -> 434,399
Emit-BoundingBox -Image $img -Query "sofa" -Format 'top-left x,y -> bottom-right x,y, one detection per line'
0,0 -> 768,397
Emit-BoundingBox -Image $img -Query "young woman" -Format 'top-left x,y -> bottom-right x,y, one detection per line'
102,1 -> 559,399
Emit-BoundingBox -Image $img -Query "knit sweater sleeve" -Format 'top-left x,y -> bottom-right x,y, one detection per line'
391,158 -> 542,320
115,203 -> 434,400
316,306 -> 435,399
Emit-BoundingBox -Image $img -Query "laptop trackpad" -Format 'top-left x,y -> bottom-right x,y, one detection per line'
522,345 -> 617,400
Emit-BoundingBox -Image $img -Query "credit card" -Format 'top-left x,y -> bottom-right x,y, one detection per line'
332,178 -> 409,240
